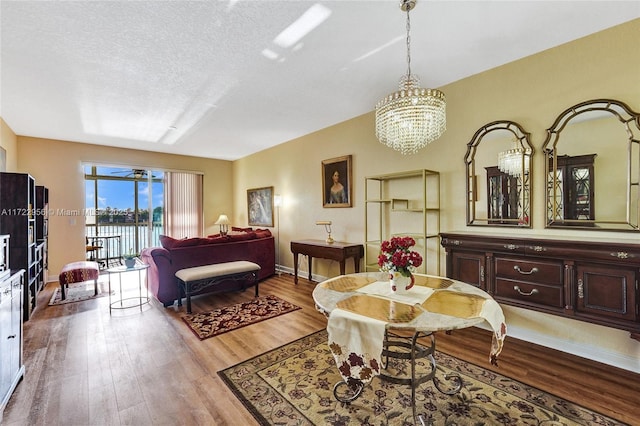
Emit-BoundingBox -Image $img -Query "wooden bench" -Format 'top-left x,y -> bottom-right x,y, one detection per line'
175,261 -> 261,314
59,261 -> 100,300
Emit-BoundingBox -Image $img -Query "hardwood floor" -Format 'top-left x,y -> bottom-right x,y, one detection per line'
4,273 -> 639,425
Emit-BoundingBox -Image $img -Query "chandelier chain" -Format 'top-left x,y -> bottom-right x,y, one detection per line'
406,6 -> 411,80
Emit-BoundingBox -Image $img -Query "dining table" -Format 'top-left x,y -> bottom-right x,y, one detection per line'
312,272 -> 507,424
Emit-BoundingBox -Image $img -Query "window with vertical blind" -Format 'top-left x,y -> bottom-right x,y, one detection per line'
85,166 -> 203,263
84,166 -> 164,265
164,171 -> 204,238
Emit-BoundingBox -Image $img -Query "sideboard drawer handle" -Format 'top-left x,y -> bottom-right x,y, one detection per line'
513,265 -> 538,275
514,285 -> 539,296
610,251 -> 632,259
504,244 -> 519,250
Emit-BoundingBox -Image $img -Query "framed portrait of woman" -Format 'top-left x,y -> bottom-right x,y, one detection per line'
322,155 -> 352,208
247,186 -> 274,226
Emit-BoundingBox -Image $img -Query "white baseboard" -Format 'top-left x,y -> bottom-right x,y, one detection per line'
474,322 -> 639,373
276,264 -> 327,283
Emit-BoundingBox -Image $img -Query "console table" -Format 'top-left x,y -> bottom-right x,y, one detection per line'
290,239 -> 364,284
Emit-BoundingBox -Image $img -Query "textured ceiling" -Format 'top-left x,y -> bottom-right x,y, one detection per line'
1,1 -> 639,160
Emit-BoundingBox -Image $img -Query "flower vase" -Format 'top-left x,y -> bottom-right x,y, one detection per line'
390,271 -> 414,294
124,258 -> 136,268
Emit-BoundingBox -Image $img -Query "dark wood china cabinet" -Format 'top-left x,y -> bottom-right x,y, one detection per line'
549,154 -> 596,222
485,166 -> 521,225
441,232 -> 640,340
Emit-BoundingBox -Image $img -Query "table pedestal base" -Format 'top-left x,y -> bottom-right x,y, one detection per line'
333,331 -> 462,425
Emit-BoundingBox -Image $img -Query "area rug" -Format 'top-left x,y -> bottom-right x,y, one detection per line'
182,295 -> 301,340
219,330 -> 623,426
49,281 -> 112,305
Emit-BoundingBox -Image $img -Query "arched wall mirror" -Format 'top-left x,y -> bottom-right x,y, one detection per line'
543,99 -> 640,231
465,121 -> 533,227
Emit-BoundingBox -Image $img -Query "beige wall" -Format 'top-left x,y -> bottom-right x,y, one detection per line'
16,137 -> 233,275
233,19 -> 640,370
0,117 -> 19,171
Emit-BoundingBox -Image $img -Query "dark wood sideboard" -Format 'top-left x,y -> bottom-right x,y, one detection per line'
440,232 -> 640,340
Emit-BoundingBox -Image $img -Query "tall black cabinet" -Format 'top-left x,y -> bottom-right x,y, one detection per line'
0,173 -> 45,321
35,186 -> 49,290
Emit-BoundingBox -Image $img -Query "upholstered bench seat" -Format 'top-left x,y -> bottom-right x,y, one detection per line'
175,261 -> 261,314
59,261 -> 100,300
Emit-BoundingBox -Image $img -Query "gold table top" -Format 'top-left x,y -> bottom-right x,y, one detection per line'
313,272 -> 500,332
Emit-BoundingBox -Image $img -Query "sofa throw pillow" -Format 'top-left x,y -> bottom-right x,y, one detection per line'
174,237 -> 213,248
232,226 -> 253,232
159,234 -> 178,249
160,235 -> 222,249
254,228 -> 273,238
227,232 -> 257,242
206,236 -> 230,244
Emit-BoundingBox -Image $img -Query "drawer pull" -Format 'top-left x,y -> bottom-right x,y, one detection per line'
514,285 -> 539,296
504,244 -> 519,250
480,266 -> 485,282
530,246 -> 546,252
513,265 -> 538,275
7,334 -> 16,339
610,251 -> 633,259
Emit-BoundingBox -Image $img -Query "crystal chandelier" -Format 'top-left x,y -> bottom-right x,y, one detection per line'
498,144 -> 531,177
375,0 -> 446,155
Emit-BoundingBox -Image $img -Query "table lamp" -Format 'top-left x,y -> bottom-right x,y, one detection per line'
316,221 -> 334,244
215,214 -> 230,236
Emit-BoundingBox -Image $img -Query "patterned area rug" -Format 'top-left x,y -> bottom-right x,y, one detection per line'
219,330 -> 623,426
182,295 -> 301,340
49,281 -> 112,305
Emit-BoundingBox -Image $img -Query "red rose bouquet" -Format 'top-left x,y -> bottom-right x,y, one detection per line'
377,236 -> 423,277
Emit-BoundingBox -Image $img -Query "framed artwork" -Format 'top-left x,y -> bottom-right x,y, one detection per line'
322,155 -> 352,208
247,186 -> 274,227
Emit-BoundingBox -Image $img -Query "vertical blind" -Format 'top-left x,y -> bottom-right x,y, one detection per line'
164,172 -> 203,238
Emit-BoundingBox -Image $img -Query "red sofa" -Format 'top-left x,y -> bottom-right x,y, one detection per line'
141,229 -> 275,307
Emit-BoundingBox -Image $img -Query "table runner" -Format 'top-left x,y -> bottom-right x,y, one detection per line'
326,277 -> 507,388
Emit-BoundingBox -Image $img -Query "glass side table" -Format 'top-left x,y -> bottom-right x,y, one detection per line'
105,263 -> 150,314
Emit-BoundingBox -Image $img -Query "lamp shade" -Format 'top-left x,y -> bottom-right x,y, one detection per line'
214,214 -> 230,225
